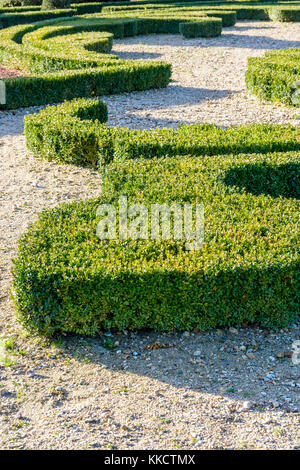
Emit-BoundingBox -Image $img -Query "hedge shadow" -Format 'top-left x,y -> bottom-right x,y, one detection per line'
224,162 -> 300,200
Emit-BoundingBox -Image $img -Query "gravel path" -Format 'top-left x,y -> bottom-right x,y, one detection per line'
0,21 -> 299,450
0,65 -> 25,79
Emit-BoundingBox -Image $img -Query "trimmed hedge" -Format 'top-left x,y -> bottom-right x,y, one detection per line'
144,8 -> 237,27
1,3 -> 300,108
3,62 -> 171,108
0,5 -> 41,12
0,2 -> 299,25
24,100 -> 300,168
0,17 -> 171,108
128,15 -> 223,35
0,9 -> 75,28
268,6 -> 300,21
179,19 -> 222,37
25,98 -> 108,166
246,48 -> 300,105
218,6 -> 270,20
12,150 -> 300,336
2,0 -> 300,335
25,98 -> 300,167
75,2 -> 104,14
81,4 -> 300,29
42,0 -> 71,10
189,10 -> 237,27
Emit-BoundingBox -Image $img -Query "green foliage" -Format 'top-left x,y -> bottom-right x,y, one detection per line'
0,17 -> 171,108
198,10 -> 237,27
179,19 -> 222,37
142,7 -> 237,27
0,9 -> 75,29
246,48 -> 300,105
25,98 -> 108,166
42,0 -> 70,11
268,6 -> 300,21
24,98 -> 300,167
2,1 -> 300,337
0,0 -> 41,7
12,151 -> 300,336
231,6 -> 269,20
1,3 -> 300,108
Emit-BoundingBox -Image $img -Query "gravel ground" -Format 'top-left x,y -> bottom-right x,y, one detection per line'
0,21 -> 299,450
0,65 -> 25,79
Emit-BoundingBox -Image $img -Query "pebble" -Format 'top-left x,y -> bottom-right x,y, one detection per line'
193,350 -> 202,357
241,401 -> 252,411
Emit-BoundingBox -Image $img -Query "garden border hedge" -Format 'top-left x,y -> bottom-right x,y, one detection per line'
12,150 -> 300,336
179,18 -> 222,37
24,97 -> 300,167
0,17 -> 172,108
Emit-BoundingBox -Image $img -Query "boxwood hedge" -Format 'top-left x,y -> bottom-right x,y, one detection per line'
1,3 -> 300,108
0,17 -> 171,108
134,8 -> 237,27
99,3 -> 299,22
246,48 -> 300,105
12,150 -> 300,336
268,6 -> 300,21
24,98 -> 300,167
179,19 -> 222,38
0,8 -> 75,28
3,1 -> 300,336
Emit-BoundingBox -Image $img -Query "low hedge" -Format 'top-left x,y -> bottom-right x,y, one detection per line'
25,98 -> 108,166
145,8 -> 237,27
12,150 -> 300,336
21,24 -> 115,66
136,7 -> 236,27
0,9 -> 75,28
0,2 -> 300,26
83,4 -> 300,29
25,98 -> 300,167
0,17 -> 171,108
268,6 -> 300,21
101,4 -> 268,21
42,0 -> 71,10
1,4 -> 300,108
75,2 -> 104,14
246,48 -> 300,105
223,6 -> 270,20
190,10 -> 237,27
130,15 -> 223,35
3,61 -> 170,108
179,19 -> 222,37
0,5 -> 41,12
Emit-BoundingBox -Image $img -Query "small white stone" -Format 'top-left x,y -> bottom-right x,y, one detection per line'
242,401 -> 252,411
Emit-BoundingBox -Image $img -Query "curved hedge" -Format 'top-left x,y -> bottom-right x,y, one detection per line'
137,8 -> 237,27
0,17 -> 171,108
3,1 -> 300,336
1,2 -> 300,26
25,98 -> 109,166
0,8 -> 75,27
1,4 -> 300,108
12,150 -> 300,336
21,23 -> 116,66
246,48 -> 300,105
99,3 -> 299,22
24,97 -> 300,167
